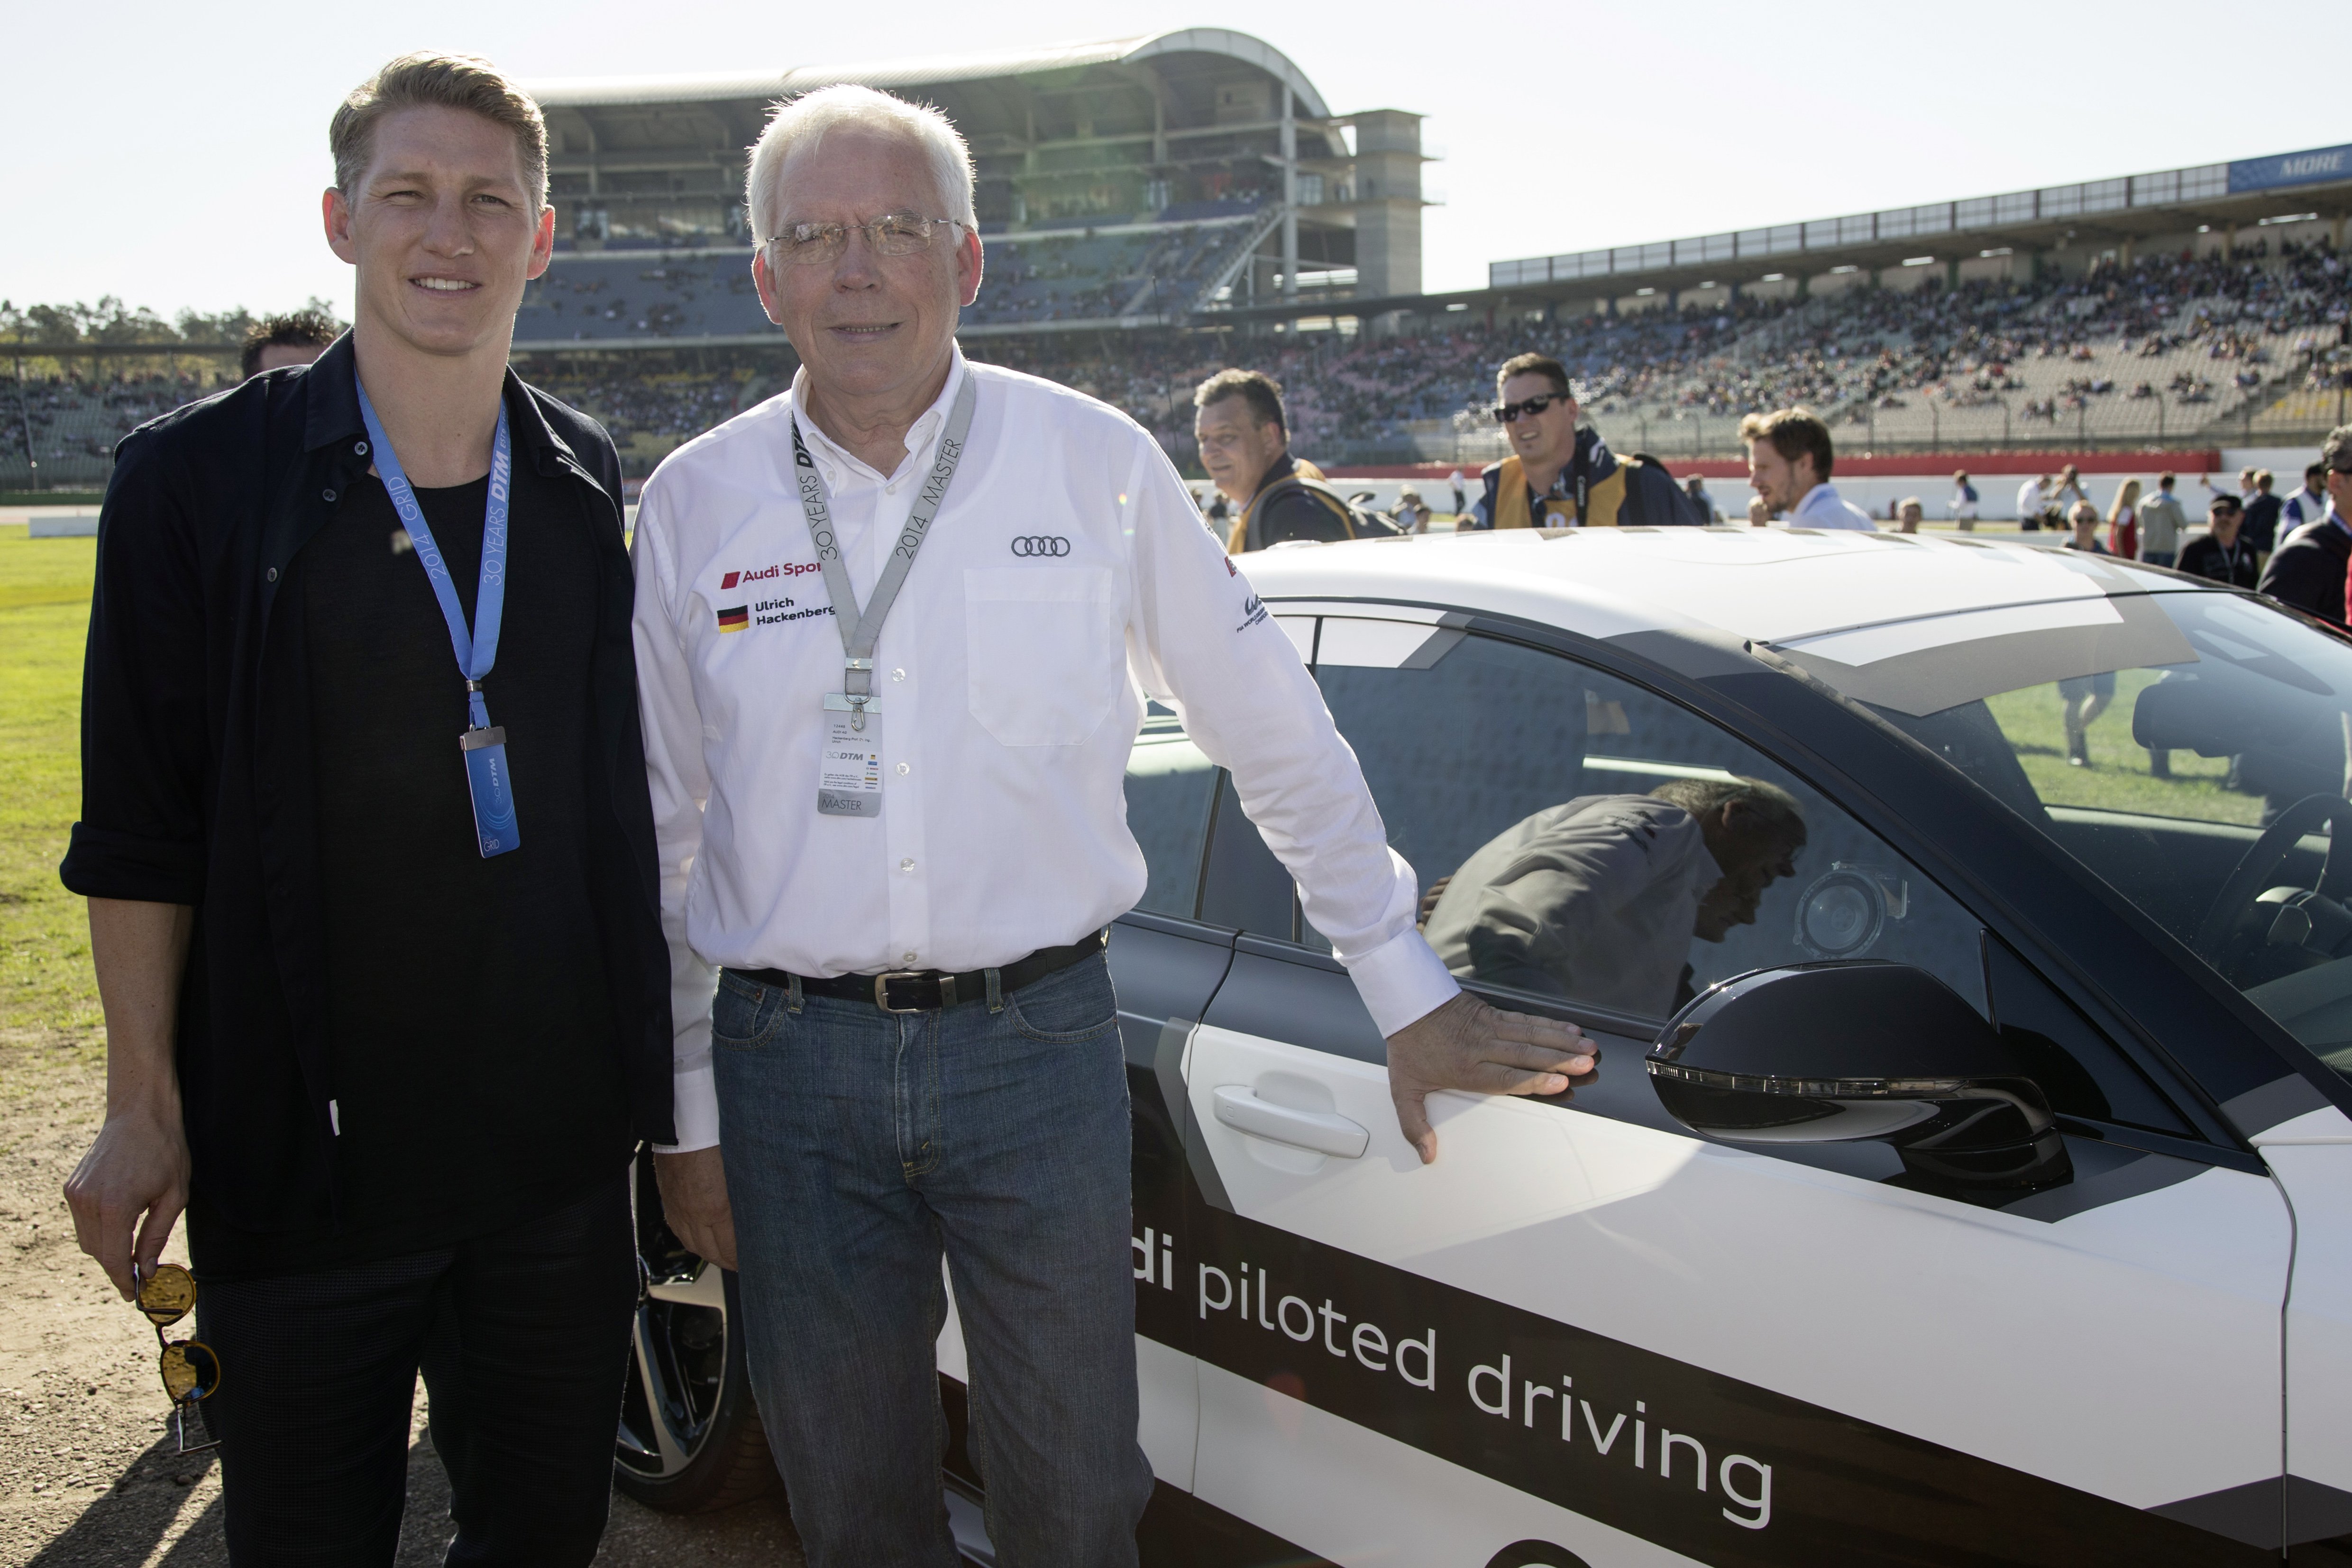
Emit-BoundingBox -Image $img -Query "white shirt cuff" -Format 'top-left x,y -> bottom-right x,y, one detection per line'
1342,927 -> 1461,1037
653,1062 -> 721,1154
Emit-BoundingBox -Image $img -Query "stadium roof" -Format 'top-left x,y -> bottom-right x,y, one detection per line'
525,29 -> 1332,120
1490,142 -> 2352,301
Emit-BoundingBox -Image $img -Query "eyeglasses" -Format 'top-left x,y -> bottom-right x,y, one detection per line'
760,214 -> 967,267
1492,392 -> 1573,424
132,1262 -> 220,1455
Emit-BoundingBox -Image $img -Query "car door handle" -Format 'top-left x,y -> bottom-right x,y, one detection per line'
1212,1085 -> 1369,1159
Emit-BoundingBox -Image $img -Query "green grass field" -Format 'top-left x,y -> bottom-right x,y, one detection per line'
0,524 -> 101,1047
1985,670 -> 2265,826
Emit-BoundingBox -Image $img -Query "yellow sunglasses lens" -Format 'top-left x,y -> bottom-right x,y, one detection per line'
159,1341 -> 221,1402
137,1263 -> 198,1327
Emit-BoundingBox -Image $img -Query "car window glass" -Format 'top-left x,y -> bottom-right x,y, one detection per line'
1305,624 -> 1989,1023
1986,935 -> 2191,1134
1847,591 -> 2352,1087
1125,704 -> 1216,919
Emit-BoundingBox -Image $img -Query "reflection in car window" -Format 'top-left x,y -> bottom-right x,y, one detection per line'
1310,631 -> 1988,1023
1807,590 -> 2352,1085
1124,704 -> 1217,919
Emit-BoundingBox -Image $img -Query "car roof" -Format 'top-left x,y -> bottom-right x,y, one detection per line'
1237,527 -> 2207,648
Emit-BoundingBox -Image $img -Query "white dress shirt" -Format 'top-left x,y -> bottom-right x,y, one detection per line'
1789,482 -> 1877,531
631,352 -> 1460,1150
2016,479 -> 2045,521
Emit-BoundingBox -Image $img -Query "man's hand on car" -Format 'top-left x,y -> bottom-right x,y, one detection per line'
653,1147 -> 739,1272
1384,992 -> 1596,1165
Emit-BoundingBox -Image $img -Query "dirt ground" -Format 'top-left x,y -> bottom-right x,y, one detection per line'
0,1031 -> 806,1568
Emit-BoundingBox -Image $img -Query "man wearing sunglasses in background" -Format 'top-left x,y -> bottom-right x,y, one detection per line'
60,53 -> 671,1566
1467,352 -> 1705,529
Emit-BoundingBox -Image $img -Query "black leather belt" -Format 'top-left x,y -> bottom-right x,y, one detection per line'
731,929 -> 1107,1014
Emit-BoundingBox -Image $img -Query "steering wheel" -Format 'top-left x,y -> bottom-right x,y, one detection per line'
2192,793 -> 2352,961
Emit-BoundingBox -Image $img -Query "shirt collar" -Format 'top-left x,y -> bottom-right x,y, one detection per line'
1249,449 -> 1301,503
788,348 -> 967,486
1795,482 -> 1836,515
298,330 -> 575,472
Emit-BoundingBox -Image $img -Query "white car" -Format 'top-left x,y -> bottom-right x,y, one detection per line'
623,527 -> 2352,1566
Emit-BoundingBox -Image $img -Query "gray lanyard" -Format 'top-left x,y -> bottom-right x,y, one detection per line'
788,375 -> 978,730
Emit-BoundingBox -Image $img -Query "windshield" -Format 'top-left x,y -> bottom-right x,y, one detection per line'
1776,587 -> 2352,1082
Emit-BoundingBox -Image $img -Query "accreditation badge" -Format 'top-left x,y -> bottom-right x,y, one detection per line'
460,726 -> 522,856
817,709 -> 883,818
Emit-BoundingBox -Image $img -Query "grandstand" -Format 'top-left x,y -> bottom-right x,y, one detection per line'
514,29 -> 1428,351
9,78 -> 2352,488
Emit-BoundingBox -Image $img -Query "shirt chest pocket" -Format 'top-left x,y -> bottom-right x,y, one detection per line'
964,566 -> 1120,747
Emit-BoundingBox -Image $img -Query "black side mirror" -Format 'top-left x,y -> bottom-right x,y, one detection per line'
1646,963 -> 2072,1195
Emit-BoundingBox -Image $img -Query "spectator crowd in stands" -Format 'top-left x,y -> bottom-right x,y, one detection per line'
9,238 -> 2348,490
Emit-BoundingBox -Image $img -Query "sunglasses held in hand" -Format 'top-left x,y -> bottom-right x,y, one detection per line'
133,1261 -> 221,1455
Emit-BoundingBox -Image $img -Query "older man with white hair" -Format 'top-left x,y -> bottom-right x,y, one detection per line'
630,85 -> 1594,1566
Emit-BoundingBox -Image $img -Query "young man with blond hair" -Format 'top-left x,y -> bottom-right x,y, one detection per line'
62,53 -> 668,1564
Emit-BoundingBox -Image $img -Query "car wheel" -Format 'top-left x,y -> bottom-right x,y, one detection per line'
616,1157 -> 780,1513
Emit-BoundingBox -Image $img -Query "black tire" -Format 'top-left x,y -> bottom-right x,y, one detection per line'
615,1155 -> 781,1513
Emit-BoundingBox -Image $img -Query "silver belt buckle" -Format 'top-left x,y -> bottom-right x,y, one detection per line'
874,971 -> 928,1012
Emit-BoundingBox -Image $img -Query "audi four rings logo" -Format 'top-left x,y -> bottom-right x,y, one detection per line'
1010,536 -> 1071,557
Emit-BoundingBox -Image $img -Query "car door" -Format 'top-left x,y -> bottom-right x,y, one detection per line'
1179,608 -> 2290,1568
2260,1101 -> 2352,1565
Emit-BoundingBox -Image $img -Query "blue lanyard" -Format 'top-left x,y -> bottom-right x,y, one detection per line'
356,383 -> 511,731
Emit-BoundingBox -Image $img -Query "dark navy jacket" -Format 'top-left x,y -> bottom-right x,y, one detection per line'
59,335 -> 675,1235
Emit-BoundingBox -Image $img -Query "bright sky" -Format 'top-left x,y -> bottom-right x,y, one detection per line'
6,0 -> 2344,323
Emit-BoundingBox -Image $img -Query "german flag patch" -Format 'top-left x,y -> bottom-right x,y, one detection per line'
716,605 -> 750,633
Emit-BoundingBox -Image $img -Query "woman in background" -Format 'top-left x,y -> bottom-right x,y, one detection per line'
2106,477 -> 2143,560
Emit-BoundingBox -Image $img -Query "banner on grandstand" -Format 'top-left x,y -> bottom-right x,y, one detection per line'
2229,144 -> 2352,196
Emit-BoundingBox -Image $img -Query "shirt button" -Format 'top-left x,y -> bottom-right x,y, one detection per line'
322,488 -> 337,503
354,440 -> 369,456
265,567 -> 279,582
891,668 -> 906,682
896,761 -> 910,775
899,858 -> 915,872
903,952 -> 918,964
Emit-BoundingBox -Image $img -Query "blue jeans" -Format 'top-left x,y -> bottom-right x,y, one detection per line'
712,953 -> 1152,1568
2143,550 -> 2177,568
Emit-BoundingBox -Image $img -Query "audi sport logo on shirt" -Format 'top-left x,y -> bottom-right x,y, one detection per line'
1010,536 -> 1071,558
720,562 -> 820,590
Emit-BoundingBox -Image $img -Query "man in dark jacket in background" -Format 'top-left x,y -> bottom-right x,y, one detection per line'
59,52 -> 671,1566
2244,469 -> 2284,567
2180,494 -> 2257,588
2259,429 -> 2352,628
1471,353 -> 1629,528
1194,368 -> 1349,552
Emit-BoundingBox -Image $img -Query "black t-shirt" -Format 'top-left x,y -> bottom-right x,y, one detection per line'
196,452 -> 633,1276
